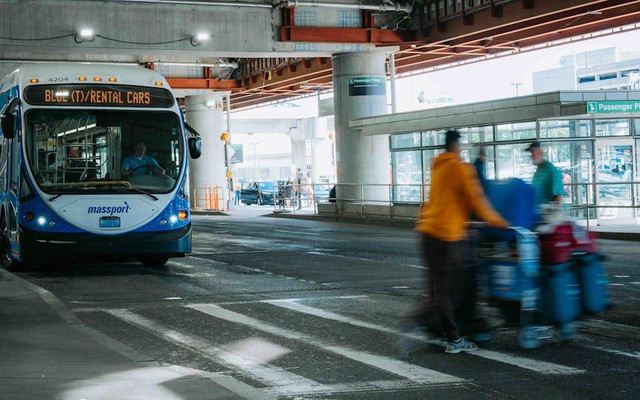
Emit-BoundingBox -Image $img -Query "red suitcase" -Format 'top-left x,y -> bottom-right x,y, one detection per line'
539,223 -> 597,265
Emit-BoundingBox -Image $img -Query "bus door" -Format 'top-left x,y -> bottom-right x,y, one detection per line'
6,134 -> 21,244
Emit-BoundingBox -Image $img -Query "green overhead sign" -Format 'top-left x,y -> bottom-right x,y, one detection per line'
587,101 -> 640,114
348,76 -> 386,97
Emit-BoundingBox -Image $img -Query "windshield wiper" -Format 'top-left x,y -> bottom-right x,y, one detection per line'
45,180 -> 158,201
108,181 -> 159,201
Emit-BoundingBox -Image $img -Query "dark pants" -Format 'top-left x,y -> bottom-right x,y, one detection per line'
416,234 -> 461,341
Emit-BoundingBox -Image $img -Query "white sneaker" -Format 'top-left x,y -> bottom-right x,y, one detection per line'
445,338 -> 478,354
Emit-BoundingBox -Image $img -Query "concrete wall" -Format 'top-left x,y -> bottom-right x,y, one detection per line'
0,1 -> 372,60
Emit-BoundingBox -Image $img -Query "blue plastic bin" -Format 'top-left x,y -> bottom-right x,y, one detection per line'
482,179 -> 538,241
574,254 -> 609,314
539,263 -> 582,324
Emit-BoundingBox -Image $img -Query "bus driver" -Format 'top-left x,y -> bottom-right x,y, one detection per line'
121,140 -> 164,177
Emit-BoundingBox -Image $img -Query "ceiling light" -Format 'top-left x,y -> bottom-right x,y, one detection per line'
586,10 -> 603,15
75,29 -> 95,43
191,32 -> 210,47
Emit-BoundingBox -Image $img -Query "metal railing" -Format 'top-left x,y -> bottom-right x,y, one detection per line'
271,181 -> 640,230
193,185 -> 227,211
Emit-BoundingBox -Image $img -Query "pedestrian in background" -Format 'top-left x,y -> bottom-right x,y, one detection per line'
473,145 -> 488,192
306,172 -> 314,207
526,141 -> 564,204
414,130 -> 509,354
295,168 -> 304,210
285,177 -> 293,207
234,180 -> 241,206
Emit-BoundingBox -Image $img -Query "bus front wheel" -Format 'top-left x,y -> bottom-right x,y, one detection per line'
140,255 -> 169,267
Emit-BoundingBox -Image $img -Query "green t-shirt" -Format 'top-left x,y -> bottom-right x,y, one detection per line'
531,160 -> 564,203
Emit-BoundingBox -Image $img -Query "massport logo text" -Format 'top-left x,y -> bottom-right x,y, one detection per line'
87,201 -> 131,215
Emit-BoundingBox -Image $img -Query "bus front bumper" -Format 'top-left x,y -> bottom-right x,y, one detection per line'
18,224 -> 192,261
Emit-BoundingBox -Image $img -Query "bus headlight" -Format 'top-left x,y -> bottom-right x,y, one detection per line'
49,220 -> 56,228
169,215 -> 178,224
178,210 -> 188,221
37,216 -> 46,226
160,218 -> 168,226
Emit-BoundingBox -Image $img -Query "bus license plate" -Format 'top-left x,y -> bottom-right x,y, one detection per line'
99,216 -> 120,228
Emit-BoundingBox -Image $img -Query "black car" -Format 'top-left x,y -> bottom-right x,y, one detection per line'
240,181 -> 276,205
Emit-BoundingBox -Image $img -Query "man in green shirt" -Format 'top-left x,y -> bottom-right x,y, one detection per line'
526,141 -> 564,204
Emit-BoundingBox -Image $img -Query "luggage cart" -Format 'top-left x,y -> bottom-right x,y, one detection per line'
482,227 -> 578,349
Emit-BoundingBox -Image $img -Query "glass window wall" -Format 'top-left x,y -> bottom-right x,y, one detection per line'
496,121 -> 536,141
495,143 -> 534,181
391,132 -> 421,149
392,150 -> 422,202
540,120 -> 591,138
458,126 -> 494,143
389,117 -> 638,227
595,119 -> 630,136
422,130 -> 446,147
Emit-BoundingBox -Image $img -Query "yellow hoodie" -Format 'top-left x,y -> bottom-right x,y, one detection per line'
416,152 -> 508,242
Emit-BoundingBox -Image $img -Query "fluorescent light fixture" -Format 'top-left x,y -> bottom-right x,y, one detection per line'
75,28 -> 95,43
205,100 -> 217,108
191,32 -> 210,46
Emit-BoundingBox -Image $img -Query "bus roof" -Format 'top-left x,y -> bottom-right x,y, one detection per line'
0,64 -> 170,94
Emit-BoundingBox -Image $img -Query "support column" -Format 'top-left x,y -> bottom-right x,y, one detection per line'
185,94 -> 227,210
332,52 -> 390,203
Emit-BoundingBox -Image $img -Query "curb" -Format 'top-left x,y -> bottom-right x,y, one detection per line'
1,269 -> 155,362
191,210 -> 229,216
267,212 -> 416,229
267,213 -> 640,240
593,231 -> 640,242
1,269 -> 271,399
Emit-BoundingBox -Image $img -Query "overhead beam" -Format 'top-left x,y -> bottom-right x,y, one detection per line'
165,78 -> 243,91
281,26 -> 415,44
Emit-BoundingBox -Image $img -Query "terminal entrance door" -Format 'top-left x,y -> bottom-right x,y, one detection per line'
595,139 -> 636,225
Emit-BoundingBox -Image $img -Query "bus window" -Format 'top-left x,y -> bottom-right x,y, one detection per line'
0,139 -> 7,190
10,138 -> 19,193
24,110 -> 183,194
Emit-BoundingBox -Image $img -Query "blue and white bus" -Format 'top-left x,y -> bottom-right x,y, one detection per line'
0,64 -> 202,267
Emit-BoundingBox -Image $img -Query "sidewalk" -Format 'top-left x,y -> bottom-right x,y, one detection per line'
0,270 -> 267,400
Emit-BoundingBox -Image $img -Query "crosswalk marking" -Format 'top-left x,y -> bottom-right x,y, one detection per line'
104,309 -> 324,391
266,300 -> 584,375
187,304 -> 466,385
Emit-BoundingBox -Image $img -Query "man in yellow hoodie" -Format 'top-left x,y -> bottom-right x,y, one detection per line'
416,130 -> 508,354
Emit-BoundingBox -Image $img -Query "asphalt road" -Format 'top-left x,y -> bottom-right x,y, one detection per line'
15,213 -> 640,399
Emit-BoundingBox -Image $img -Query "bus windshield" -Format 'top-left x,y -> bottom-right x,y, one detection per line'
25,110 -> 183,194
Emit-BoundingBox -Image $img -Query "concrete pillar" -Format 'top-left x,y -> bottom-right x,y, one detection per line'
332,52 -> 390,203
185,94 -> 227,210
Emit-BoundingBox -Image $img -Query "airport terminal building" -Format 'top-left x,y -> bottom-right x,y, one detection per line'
351,90 -> 640,227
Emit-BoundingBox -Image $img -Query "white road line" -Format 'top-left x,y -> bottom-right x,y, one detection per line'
266,301 -> 584,376
583,345 -> 640,360
187,304 -> 465,385
275,229 -> 321,236
166,261 -> 195,269
614,275 -> 630,278
104,309 -> 323,391
263,379 -> 462,397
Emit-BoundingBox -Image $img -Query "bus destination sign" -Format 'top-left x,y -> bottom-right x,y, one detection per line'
24,85 -> 175,108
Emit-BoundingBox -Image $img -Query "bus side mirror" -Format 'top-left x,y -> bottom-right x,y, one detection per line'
188,137 -> 202,159
184,122 -> 202,159
0,98 -> 20,139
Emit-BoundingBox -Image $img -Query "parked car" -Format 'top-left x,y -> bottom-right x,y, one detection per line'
240,181 -> 276,205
